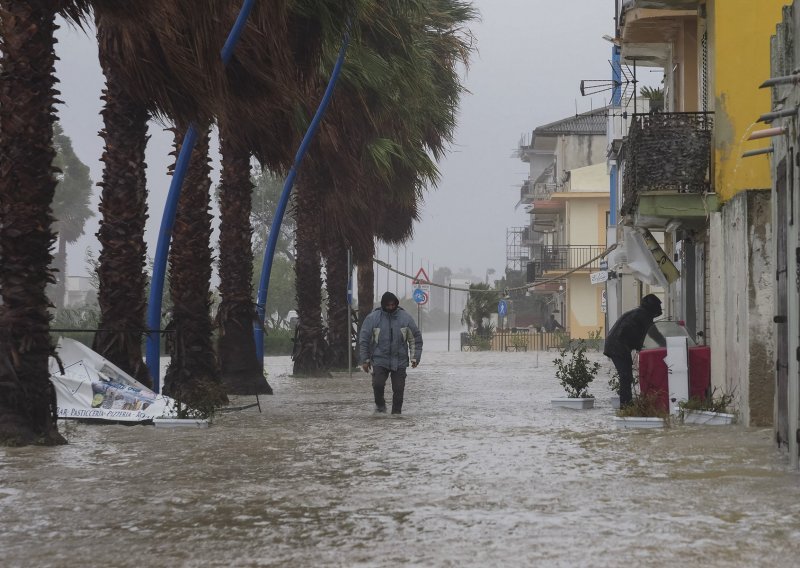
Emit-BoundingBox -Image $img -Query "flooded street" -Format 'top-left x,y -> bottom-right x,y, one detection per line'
1,332 -> 799,567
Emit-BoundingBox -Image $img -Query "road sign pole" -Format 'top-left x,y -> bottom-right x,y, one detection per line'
447,285 -> 451,352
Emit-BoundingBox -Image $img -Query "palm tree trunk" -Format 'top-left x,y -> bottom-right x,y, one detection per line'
324,236 -> 351,370
292,176 -> 329,377
0,2 -> 65,446
216,121 -> 272,395
162,124 -> 227,413
52,236 -> 67,310
357,242 -> 376,336
92,25 -> 152,388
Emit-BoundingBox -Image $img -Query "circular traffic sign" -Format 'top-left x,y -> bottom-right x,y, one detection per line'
412,288 -> 428,305
498,299 -> 508,316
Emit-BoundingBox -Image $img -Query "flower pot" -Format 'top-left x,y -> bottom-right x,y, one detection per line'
551,397 -> 595,410
153,417 -> 210,428
681,410 -> 734,425
612,416 -> 665,429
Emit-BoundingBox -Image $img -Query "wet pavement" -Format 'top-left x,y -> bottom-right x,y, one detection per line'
1,332 -> 799,567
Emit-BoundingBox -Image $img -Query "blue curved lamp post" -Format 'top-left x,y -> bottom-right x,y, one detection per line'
145,1 -> 257,391
254,31 -> 351,363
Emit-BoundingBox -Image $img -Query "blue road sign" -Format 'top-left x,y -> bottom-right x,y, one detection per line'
412,288 -> 427,304
498,299 -> 508,316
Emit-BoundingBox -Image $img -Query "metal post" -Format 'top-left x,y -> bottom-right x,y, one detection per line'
447,282 -> 451,352
347,247 -> 353,377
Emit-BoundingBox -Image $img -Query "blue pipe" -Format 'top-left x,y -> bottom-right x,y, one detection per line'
254,30 -> 351,362
146,0 -> 258,391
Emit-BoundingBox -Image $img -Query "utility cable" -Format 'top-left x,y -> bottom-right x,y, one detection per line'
372,244 -> 617,295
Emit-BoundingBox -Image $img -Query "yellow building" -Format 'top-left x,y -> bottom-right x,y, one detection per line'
548,163 -> 609,339
615,0 -> 786,426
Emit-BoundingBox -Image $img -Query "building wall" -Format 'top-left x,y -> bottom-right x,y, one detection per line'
709,0 -> 785,201
567,275 -> 603,338
555,134 -> 607,176
568,162 -> 607,192
568,200 -> 603,246
709,191 -> 774,426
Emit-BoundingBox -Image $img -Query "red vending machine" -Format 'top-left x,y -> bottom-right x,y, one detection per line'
638,323 -> 710,412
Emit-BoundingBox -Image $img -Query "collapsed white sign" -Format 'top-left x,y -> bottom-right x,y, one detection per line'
50,338 -> 177,422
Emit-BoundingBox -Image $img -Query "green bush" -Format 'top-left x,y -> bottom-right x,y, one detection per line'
554,340 -> 600,398
678,387 -> 734,414
264,329 -> 294,356
616,391 -> 670,419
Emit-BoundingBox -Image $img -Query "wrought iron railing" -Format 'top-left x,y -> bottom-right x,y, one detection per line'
621,111 -> 713,215
533,245 -> 606,272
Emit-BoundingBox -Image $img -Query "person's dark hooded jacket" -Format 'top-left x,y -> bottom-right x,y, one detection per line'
603,294 -> 663,357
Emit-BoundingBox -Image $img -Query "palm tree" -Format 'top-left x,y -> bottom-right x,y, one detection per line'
216,120 -> 272,395
91,18 -> 153,388
304,1 -> 476,370
0,1 -> 90,446
162,124 -> 228,414
291,173 -> 330,376
50,122 -> 94,311
462,282 -> 499,336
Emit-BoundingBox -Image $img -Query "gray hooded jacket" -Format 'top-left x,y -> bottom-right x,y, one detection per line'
358,307 -> 422,371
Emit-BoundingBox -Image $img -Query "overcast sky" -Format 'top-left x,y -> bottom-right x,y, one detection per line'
54,1 -> 622,284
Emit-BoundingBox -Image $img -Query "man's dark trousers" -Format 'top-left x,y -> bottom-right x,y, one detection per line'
609,352 -> 634,406
372,366 -> 406,414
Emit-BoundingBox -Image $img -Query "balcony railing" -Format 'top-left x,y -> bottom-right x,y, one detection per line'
621,112 -> 713,216
532,245 -> 606,272
520,179 -> 557,203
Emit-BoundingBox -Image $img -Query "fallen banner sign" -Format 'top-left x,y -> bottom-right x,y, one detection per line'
50,338 -> 178,422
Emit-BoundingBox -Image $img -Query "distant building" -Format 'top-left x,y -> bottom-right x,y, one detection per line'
64,276 -> 96,308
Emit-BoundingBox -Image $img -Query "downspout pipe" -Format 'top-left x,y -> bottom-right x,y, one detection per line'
254,28 -> 352,364
757,107 -> 798,123
146,0 -> 258,391
760,73 -> 800,88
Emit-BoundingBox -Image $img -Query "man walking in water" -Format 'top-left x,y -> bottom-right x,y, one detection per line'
358,292 -> 423,414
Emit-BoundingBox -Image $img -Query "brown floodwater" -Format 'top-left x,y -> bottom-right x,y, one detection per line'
1,333 -> 798,567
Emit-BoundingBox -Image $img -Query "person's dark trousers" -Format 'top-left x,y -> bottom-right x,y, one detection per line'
609,352 -> 634,406
372,366 -> 407,413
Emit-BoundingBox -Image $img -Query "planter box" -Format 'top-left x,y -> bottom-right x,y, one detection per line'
153,417 -> 210,429
682,410 -> 735,425
551,397 -> 595,410
613,416 -> 665,429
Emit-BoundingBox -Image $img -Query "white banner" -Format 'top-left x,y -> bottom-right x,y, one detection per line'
50,338 -> 177,422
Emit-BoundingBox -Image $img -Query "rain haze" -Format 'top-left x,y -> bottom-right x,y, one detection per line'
54,1 -> 623,285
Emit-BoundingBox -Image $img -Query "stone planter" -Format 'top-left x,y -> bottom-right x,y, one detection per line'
551,397 -> 595,410
681,410 -> 735,425
612,416 -> 666,429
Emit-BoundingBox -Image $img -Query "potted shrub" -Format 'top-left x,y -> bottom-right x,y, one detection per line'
551,340 -> 600,409
679,388 -> 736,425
613,390 -> 669,429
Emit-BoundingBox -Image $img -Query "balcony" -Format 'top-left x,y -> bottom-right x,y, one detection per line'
520,179 -> 557,204
621,112 -> 719,227
532,245 -> 606,273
